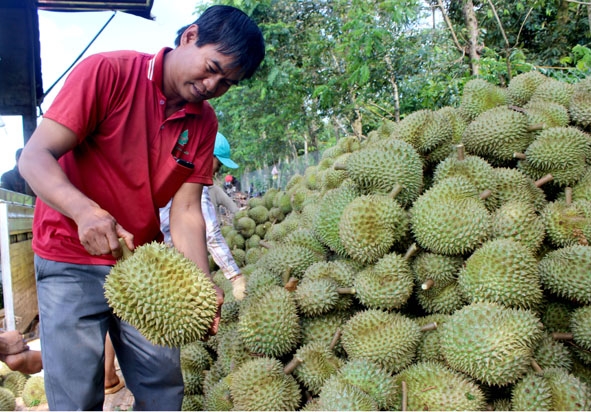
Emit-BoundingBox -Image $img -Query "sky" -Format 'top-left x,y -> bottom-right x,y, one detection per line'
0,0 -> 202,176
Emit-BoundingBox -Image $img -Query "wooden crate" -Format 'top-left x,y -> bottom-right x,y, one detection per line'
0,191 -> 37,333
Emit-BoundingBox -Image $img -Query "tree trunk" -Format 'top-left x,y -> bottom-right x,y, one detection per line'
462,0 -> 481,76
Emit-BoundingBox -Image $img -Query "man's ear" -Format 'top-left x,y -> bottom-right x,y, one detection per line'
180,24 -> 198,46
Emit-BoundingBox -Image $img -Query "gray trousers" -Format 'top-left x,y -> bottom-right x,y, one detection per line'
34,256 -> 183,411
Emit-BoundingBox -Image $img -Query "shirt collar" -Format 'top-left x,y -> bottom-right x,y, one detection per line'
146,47 -> 203,116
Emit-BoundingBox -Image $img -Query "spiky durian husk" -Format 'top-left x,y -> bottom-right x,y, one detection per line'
415,314 -> 450,363
488,167 -> 547,212
21,376 -> 46,407
3,371 -> 27,397
461,106 -> 532,164
180,340 -> 213,372
541,200 -> 591,248
342,139 -> 423,208
104,242 -> 218,347
524,100 -> 570,129
316,375 -> 378,411
540,300 -> 575,333
339,194 -> 409,264
491,200 -> 546,252
335,359 -> 398,410
533,333 -> 573,371
507,71 -> 547,106
433,153 -> 498,197
571,305 -> 591,351
518,126 -> 590,187
203,378 -> 233,411
416,281 -> 466,315
238,285 -> 301,357
411,251 -> 463,287
512,368 -> 590,411
459,78 -> 508,121
300,311 -> 351,357
257,242 -> 324,280
182,366 -> 205,395
295,277 -> 341,316
539,245 -> 591,304
353,252 -> 413,310
393,361 -> 487,411
291,342 -> 344,395
341,309 -> 421,374
0,387 -> 15,411
570,77 -> 591,129
440,302 -> 543,386
410,177 -> 491,256
229,357 -> 302,411
530,77 -> 575,108
458,238 -> 543,310
181,394 -> 204,411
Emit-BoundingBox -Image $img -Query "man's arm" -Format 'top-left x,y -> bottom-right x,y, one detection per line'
169,182 -> 224,333
18,118 -> 133,257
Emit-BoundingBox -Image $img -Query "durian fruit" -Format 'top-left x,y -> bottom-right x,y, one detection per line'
316,374 -> 378,411
332,359 -> 398,410
459,78 -> 508,121
440,302 -> 543,386
491,200 -> 546,252
423,106 -> 468,166
506,71 -> 547,106
238,285 -> 301,357
181,394 -> 204,411
338,189 -> 409,265
288,341 -> 344,395
228,357 -> 302,411
570,76 -> 591,129
334,139 -> 423,208
247,205 -> 269,224
104,242 -> 218,347
488,167 -> 548,212
412,252 -> 466,314
410,176 -> 491,256
461,106 -> 538,164
312,182 -> 359,257
300,311 -> 351,357
21,375 -> 46,407
301,260 -> 357,313
341,309 -> 429,374
180,340 -> 213,373
568,167 -> 591,202
3,371 -> 27,397
0,387 -> 16,411
541,195 -> 591,247
570,305 -> 591,363
517,126 -> 590,187
540,299 -> 575,333
511,368 -> 590,410
182,365 -> 206,395
294,277 -> 355,317
283,228 -> 327,257
458,238 -> 544,310
538,244 -> 591,304
393,361 -> 487,411
389,109 -> 435,148
203,378 -> 233,411
353,246 -> 416,310
523,100 -> 570,129
257,242 -> 325,281
530,77 -> 575,108
414,314 -> 451,363
533,333 -> 573,371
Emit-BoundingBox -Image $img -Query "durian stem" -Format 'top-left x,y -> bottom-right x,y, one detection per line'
259,240 -> 272,249
513,152 -> 526,160
535,174 -> 554,188
284,357 -> 303,374
401,381 -> 408,412
389,184 -> 403,199
333,162 -> 347,171
284,277 -> 299,292
282,268 -> 292,286
329,328 -> 342,351
456,144 -> 465,161
420,322 -> 438,332
336,287 -> 356,295
527,123 -> 545,132
118,238 -> 133,260
404,243 -> 420,260
479,189 -> 492,200
531,359 -> 543,373
422,279 -> 435,290
552,332 -> 574,341
565,187 -> 573,204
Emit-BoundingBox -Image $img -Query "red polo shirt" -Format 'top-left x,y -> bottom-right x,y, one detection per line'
33,48 -> 216,265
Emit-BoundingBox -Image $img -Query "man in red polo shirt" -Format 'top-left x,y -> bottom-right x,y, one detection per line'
18,5 -> 264,410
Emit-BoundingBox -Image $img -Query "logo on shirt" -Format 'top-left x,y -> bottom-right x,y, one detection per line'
178,130 -> 189,145
173,130 -> 190,157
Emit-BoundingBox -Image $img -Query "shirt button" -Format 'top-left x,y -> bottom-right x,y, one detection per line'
161,126 -> 165,130
160,100 -> 165,105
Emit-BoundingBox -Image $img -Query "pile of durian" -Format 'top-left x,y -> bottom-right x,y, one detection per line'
181,72 -> 591,411
0,365 -> 46,410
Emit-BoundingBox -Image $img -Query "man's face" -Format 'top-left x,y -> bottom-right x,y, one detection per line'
175,25 -> 243,103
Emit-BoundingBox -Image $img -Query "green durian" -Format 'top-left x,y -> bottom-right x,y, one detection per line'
539,245 -> 591,304
21,375 -> 46,407
0,387 -> 15,411
203,378 -> 233,411
317,374 -> 378,411
491,200 -> 546,252
3,371 -> 27,397
181,394 -> 204,411
290,342 -> 344,395
541,198 -> 591,248
104,242 -> 218,347
335,359 -> 398,410
459,78 -> 508,121
507,71 -> 547,106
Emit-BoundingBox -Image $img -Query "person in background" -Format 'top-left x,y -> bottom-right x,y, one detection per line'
1,149 -> 28,194
160,132 -> 246,300
0,330 -> 42,374
18,5 -> 264,410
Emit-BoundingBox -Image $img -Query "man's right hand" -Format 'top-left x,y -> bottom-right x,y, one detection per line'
76,206 -> 134,258
0,331 -> 28,355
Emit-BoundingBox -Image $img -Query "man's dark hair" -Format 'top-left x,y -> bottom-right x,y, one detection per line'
174,5 -> 265,80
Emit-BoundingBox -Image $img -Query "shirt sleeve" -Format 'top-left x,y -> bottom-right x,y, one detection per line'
202,187 -> 241,279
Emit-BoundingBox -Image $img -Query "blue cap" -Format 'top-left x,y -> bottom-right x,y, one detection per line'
213,132 -> 239,169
